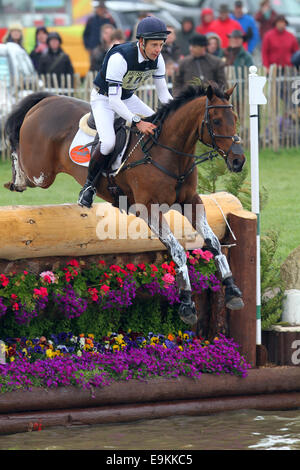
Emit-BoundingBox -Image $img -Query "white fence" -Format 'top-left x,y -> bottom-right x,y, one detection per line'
0,65 -> 299,161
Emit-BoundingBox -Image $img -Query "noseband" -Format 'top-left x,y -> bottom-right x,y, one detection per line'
200,98 -> 244,158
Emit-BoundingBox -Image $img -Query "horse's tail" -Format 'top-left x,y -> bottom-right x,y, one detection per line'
4,91 -> 54,152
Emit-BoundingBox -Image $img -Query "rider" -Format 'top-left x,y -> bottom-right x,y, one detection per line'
78,16 -> 173,208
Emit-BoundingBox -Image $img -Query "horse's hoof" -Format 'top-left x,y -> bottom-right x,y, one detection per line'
179,302 -> 198,326
226,296 -> 244,310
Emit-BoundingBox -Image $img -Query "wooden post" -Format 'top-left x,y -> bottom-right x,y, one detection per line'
227,210 -> 257,366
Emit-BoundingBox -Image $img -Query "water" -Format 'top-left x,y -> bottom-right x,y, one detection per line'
1,410 -> 300,450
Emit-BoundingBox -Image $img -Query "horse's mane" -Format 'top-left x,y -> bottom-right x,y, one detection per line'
145,82 -> 226,123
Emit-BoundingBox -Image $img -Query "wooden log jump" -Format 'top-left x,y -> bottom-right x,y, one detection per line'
0,192 -> 243,260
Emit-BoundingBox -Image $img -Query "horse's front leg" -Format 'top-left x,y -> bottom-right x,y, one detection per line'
131,204 -> 197,326
184,194 -> 244,311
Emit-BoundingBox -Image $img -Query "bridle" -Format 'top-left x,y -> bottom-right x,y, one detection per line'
200,97 -> 244,160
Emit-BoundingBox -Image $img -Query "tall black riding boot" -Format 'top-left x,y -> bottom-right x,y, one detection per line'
78,143 -> 105,208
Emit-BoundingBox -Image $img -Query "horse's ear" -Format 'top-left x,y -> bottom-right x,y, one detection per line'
206,85 -> 214,101
224,83 -> 237,100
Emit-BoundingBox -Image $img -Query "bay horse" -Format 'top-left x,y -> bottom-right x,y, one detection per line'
4,83 -> 246,326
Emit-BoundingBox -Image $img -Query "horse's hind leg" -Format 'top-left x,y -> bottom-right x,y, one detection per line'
4,151 -> 28,192
184,194 -> 244,311
131,204 -> 197,326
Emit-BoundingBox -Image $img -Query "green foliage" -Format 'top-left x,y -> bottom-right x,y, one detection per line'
260,230 -> 285,330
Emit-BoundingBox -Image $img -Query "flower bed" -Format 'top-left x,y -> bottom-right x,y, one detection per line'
0,332 -> 251,394
0,250 -> 221,339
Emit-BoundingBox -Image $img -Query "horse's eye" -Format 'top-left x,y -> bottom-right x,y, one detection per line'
213,119 -> 221,126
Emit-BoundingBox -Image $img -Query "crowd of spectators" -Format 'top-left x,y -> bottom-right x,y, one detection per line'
1,0 -> 299,91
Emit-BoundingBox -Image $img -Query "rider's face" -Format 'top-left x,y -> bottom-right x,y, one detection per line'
140,39 -> 164,61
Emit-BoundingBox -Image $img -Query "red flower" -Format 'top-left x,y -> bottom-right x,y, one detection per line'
100,284 -> 110,294
109,264 -> 122,273
99,260 -> 106,266
67,259 -> 80,267
150,264 -> 158,272
23,270 -> 28,275
138,263 -> 146,270
12,302 -> 19,311
126,264 -> 137,272
88,287 -> 99,302
33,287 -> 48,298
0,274 -> 9,287
11,294 -> 18,300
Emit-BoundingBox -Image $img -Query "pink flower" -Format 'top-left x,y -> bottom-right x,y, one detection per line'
40,271 -> 56,284
138,263 -> 146,270
162,273 -> 175,285
188,257 -> 197,265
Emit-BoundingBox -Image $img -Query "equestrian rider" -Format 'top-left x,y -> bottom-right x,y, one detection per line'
78,16 -> 173,208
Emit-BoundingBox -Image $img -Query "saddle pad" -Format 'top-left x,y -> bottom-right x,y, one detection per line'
69,125 -> 131,173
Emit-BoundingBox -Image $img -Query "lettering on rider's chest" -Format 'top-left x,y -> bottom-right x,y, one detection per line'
122,70 -> 153,90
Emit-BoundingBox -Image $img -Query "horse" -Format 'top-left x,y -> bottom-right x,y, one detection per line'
4,83 -> 246,326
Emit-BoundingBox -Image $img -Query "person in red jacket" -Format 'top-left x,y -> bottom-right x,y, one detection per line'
209,4 -> 244,49
262,15 -> 299,69
195,8 -> 215,35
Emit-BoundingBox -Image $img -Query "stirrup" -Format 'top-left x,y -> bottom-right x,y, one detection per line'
78,182 -> 96,208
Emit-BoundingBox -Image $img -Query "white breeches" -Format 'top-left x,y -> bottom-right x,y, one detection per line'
90,88 -> 154,155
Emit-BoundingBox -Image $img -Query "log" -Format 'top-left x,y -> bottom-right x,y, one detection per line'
0,192 -> 243,261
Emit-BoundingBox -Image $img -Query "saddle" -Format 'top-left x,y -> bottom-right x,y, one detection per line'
83,112 -> 130,172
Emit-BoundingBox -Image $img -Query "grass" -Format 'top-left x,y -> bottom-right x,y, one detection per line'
0,147 -> 299,263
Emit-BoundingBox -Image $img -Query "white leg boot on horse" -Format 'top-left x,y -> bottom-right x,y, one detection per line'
182,195 -> 244,311
133,205 -> 197,326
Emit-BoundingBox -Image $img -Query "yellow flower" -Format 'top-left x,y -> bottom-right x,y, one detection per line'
150,336 -> 159,344
178,345 -> 183,351
113,344 -> 120,352
204,340 -> 210,345
183,333 -> 189,340
178,330 -> 182,338
46,349 -> 54,358
88,334 -> 94,339
10,356 -> 15,362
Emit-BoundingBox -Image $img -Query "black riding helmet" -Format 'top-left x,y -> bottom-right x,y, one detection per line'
136,16 -> 170,40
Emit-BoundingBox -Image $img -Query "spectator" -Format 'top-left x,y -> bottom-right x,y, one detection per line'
292,50 -> 300,69
231,0 -> 260,53
172,34 -> 227,97
195,8 -> 215,35
206,32 -> 224,58
90,23 -> 116,71
110,28 -> 126,46
255,0 -> 278,40
223,30 -> 254,68
38,31 -> 74,87
209,4 -> 244,49
30,26 -> 49,72
83,0 -> 115,61
3,22 -> 24,48
161,25 -> 181,67
176,17 -> 196,57
262,15 -> 299,69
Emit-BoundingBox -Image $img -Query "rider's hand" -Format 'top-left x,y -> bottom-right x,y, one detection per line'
136,120 -> 157,135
